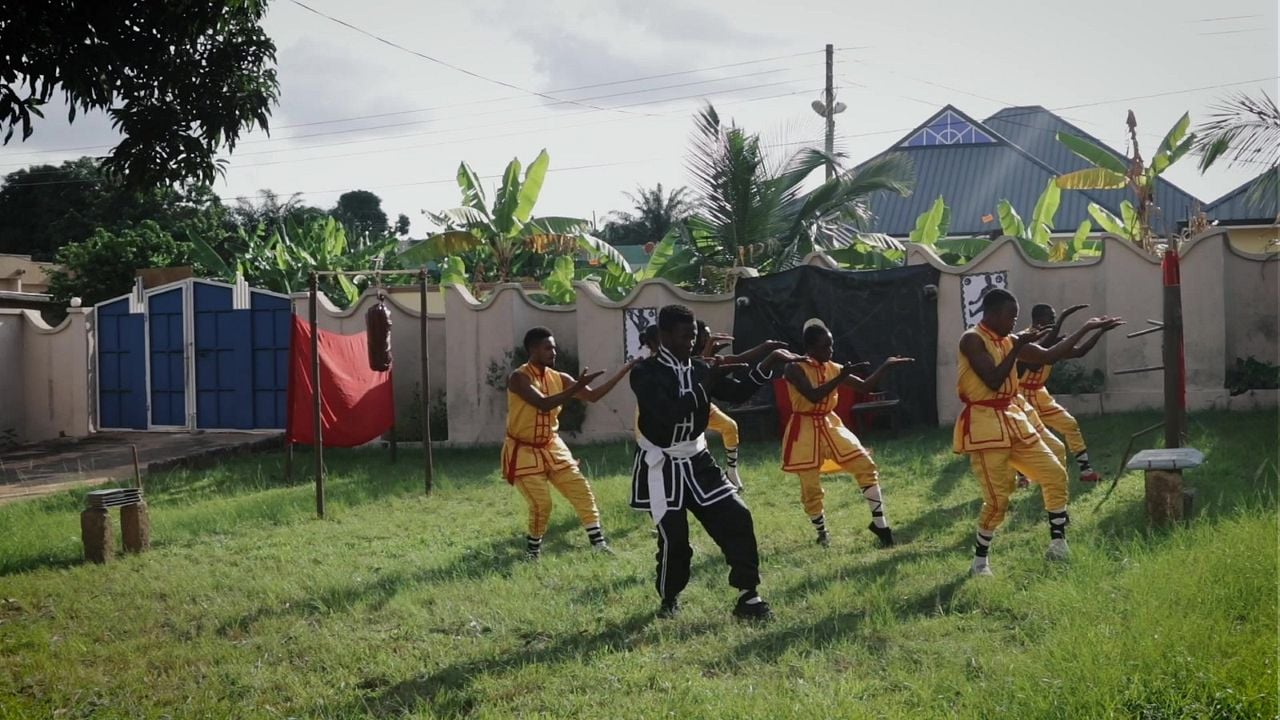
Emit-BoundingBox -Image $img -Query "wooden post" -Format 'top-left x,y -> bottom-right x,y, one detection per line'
419,269 -> 435,495
310,273 -> 325,519
284,440 -> 294,482
131,444 -> 143,491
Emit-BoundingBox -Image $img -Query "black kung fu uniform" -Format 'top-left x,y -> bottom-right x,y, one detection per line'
630,347 -> 773,602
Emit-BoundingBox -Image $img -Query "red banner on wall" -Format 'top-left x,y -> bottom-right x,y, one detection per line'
286,317 -> 394,447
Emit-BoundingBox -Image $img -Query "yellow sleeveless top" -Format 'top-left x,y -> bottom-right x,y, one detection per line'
953,324 -> 1038,453
1019,363 -> 1064,416
501,363 -> 575,482
782,359 -> 867,472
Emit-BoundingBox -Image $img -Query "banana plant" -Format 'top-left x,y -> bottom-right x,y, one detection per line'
994,179 -> 1099,262
1054,111 -> 1195,251
402,149 -> 630,283
537,255 -> 577,305
191,216 -> 398,306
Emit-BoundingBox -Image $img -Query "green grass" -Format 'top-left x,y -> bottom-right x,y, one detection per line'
0,410 -> 1275,719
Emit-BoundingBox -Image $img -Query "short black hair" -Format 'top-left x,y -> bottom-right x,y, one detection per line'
658,304 -> 695,333
523,326 -> 553,351
641,325 -> 658,345
1031,304 -> 1055,323
981,288 -> 1017,313
803,322 -> 832,348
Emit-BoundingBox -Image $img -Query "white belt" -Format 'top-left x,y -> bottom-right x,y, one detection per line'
635,433 -> 706,525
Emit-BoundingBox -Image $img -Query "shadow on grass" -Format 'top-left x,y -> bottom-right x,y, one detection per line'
219,516 -> 589,636
350,609 -> 699,718
725,573 -> 969,666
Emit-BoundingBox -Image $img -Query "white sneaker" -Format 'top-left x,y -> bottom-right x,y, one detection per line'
1045,538 -> 1070,562
970,558 -> 993,577
725,467 -> 743,492
592,542 -> 615,555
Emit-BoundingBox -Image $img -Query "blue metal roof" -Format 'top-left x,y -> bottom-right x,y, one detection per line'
862,104 -> 1207,237
1205,170 -> 1278,223
984,106 -> 1203,231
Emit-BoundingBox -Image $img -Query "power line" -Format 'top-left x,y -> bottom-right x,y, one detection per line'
0,55 -> 826,161
287,0 -> 657,118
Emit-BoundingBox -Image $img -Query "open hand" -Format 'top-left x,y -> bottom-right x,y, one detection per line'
575,368 -> 606,387
1012,326 -> 1050,347
881,356 -> 915,367
1100,317 -> 1126,331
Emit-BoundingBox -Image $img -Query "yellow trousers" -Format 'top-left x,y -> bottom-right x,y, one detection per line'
1040,407 -> 1087,455
514,465 -> 601,537
795,449 -> 879,517
969,438 -> 1068,532
707,404 -> 740,449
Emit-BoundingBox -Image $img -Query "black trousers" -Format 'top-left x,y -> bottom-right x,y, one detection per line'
654,492 -> 760,601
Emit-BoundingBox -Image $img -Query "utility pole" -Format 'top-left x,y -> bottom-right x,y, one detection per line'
824,43 -> 834,180
811,43 -> 846,181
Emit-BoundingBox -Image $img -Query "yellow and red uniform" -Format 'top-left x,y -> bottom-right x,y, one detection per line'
1020,364 -> 1087,455
783,359 -> 879,516
954,324 -> 1068,532
501,363 -> 600,537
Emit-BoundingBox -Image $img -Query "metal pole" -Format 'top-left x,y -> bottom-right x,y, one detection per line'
310,272 -> 325,518
824,43 -> 835,181
419,269 -> 435,494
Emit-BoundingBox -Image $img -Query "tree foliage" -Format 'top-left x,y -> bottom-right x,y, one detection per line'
47,221 -> 199,307
331,189 -> 389,244
0,157 -> 229,259
1194,91 -> 1280,211
0,0 -> 279,188
602,183 -> 694,246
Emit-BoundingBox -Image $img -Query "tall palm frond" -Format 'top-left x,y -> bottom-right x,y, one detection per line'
1195,91 -> 1280,209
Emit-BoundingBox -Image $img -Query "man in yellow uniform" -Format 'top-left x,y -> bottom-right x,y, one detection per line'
1015,303 -> 1114,485
503,326 -> 637,559
783,320 -> 912,548
955,289 -> 1121,576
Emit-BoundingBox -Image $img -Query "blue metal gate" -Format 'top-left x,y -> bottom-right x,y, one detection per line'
148,288 -> 186,426
194,283 -> 253,429
250,293 -> 291,429
97,298 -> 147,429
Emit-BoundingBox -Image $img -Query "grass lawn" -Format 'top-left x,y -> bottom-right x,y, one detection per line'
1,410 -> 1276,719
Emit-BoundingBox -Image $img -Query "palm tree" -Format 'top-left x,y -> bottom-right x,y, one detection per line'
673,103 -> 913,283
606,183 -> 694,246
1195,91 -> 1280,210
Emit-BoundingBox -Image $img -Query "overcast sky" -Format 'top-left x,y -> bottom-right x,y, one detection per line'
3,0 -> 1277,234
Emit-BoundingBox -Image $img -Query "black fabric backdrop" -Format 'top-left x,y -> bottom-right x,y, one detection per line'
732,264 -> 940,428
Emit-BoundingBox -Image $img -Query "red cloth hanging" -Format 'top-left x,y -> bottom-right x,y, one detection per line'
286,316 -> 395,447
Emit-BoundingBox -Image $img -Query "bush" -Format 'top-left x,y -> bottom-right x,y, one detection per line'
1045,360 -> 1106,395
486,345 -> 587,435
1226,356 -> 1280,396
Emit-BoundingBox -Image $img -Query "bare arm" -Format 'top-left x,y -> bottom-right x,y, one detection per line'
1018,317 -> 1121,365
786,361 -> 854,403
507,367 -> 603,412
722,339 -> 788,366
566,359 -> 638,403
1045,304 -> 1089,346
843,357 -> 914,392
1068,319 -> 1124,358
962,328 -> 1046,391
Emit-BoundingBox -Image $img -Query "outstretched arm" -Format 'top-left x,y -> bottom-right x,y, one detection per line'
722,339 -> 788,366
785,361 -> 853,404
1018,317 -> 1123,365
1067,320 -> 1124,358
708,349 -> 805,403
1045,304 -> 1089,345
509,367 -> 604,412
566,358 -> 639,403
962,327 -> 1047,391
843,357 -> 914,392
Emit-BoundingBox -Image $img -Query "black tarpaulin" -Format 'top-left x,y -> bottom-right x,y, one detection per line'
732,263 -> 940,428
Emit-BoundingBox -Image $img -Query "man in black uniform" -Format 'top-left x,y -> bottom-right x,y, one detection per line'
630,304 -> 801,621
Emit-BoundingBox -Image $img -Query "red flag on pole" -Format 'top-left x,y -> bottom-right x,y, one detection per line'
286,317 -> 394,447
